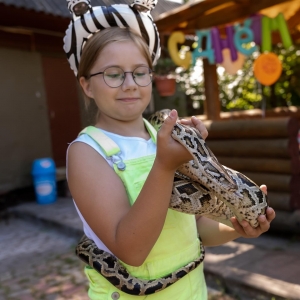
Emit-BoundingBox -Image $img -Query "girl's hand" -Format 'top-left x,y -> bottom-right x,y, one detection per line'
155,109 -> 193,171
179,116 -> 208,140
230,185 -> 276,238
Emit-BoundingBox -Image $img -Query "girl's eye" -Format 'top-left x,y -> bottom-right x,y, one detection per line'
106,73 -> 122,79
134,72 -> 146,77
104,67 -> 123,79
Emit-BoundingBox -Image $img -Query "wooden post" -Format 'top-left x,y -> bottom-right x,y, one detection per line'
203,59 -> 221,120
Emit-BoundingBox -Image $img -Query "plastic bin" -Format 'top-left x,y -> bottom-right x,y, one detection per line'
31,158 -> 57,204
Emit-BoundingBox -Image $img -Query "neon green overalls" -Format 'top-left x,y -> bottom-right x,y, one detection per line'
80,120 -> 207,300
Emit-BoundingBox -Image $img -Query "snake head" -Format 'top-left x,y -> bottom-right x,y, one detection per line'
148,109 -> 172,131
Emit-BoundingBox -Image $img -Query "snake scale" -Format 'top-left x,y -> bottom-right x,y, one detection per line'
76,109 -> 268,295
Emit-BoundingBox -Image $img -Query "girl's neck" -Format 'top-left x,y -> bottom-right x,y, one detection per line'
95,116 -> 150,139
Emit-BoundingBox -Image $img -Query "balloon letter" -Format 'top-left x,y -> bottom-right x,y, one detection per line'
250,14 -> 262,45
275,13 -> 293,49
261,16 -> 272,52
261,13 -> 293,52
224,25 -> 238,62
167,31 -> 191,69
211,26 -> 237,63
211,27 -> 223,63
220,49 -> 245,75
234,18 -> 257,56
192,30 -> 215,65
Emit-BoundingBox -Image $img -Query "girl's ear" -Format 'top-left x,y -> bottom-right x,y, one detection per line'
79,76 -> 93,98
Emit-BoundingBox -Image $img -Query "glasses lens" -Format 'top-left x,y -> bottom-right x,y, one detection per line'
103,67 -> 124,88
133,67 -> 152,87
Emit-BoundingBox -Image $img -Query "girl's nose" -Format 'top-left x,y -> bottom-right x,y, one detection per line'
121,72 -> 137,90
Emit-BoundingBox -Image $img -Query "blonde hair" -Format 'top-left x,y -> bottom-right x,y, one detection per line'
78,27 -> 153,108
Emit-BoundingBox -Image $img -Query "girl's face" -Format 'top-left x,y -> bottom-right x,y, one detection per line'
80,40 -> 152,124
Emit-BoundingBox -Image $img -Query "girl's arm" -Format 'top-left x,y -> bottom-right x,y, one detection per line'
67,110 -> 194,267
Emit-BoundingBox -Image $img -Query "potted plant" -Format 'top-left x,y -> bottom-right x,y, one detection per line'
154,57 -> 177,97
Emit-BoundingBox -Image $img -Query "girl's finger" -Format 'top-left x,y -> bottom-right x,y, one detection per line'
158,109 -> 177,137
260,184 -> 267,195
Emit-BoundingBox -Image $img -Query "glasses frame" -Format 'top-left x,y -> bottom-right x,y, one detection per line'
88,66 -> 153,88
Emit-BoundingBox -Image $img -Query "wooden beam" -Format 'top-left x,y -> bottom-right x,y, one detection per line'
206,139 -> 294,158
155,0 -> 234,32
267,192 -> 292,211
203,59 -> 221,120
216,157 -> 295,174
204,117 -> 300,139
286,7 -> 300,30
242,172 -> 292,192
156,0 -> 294,33
190,0 -> 293,31
233,0 -> 251,4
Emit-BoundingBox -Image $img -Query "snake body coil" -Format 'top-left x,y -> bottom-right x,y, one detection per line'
75,109 -> 268,295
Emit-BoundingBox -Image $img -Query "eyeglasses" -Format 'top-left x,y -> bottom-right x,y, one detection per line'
88,66 -> 153,88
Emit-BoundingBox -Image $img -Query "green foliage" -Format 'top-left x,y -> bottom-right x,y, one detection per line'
219,43 -> 300,111
176,61 -> 205,111
154,57 -> 177,76
218,53 -> 263,111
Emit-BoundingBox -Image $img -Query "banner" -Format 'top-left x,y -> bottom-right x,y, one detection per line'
168,12 -> 292,83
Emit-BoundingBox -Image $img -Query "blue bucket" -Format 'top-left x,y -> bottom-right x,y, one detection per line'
31,158 -> 57,204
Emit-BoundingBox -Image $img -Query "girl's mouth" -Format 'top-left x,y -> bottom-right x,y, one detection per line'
118,98 -> 139,102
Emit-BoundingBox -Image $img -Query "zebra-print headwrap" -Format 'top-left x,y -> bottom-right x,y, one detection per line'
67,0 -> 91,14
63,0 -> 160,75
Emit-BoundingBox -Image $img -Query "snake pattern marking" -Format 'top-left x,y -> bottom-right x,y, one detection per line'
75,109 -> 268,295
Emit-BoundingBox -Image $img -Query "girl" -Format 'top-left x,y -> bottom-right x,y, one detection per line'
67,27 -> 275,300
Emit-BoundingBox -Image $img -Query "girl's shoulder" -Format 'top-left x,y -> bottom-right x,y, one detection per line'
70,133 -> 108,159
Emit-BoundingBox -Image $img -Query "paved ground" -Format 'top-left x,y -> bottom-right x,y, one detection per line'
0,217 -> 88,300
1,197 -> 300,300
0,216 -> 234,300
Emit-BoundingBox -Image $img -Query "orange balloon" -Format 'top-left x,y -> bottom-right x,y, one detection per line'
253,53 -> 282,86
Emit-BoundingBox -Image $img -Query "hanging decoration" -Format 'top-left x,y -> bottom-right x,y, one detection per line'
253,53 -> 282,86
220,49 -> 245,75
261,13 -> 292,52
167,12 -> 292,81
168,31 -> 191,69
211,26 -> 237,64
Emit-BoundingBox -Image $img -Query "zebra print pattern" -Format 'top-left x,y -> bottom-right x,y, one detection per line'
63,0 -> 161,75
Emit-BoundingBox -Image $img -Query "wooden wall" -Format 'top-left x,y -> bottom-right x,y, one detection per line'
204,115 -> 300,211
0,48 -> 52,193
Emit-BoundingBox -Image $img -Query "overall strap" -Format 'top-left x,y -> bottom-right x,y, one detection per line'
80,119 -> 158,153
79,126 -> 120,157
143,118 -> 157,143
79,121 -> 157,171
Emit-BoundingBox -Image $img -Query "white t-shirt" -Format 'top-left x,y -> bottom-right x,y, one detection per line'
67,128 -> 156,255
